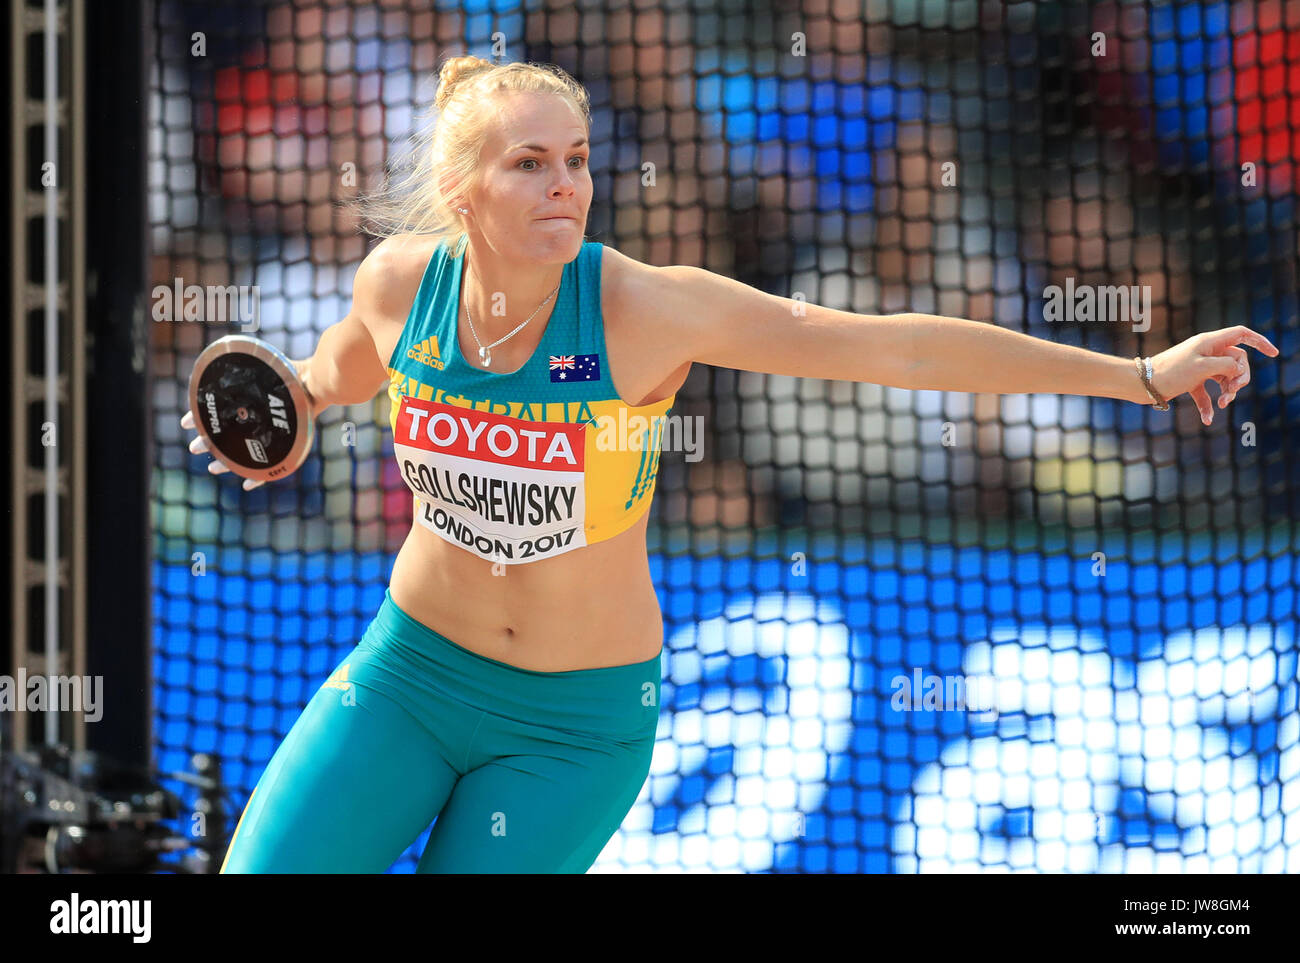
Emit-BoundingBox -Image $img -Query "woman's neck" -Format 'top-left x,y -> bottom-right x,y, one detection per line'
460,245 -> 564,339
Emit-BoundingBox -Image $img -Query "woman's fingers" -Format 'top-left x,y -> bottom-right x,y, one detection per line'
1211,348 -> 1252,409
1226,357 -> 1250,406
1189,383 -> 1214,426
1221,345 -> 1248,367
184,407 -> 262,489
207,455 -> 266,490
1200,353 -> 1240,382
1206,325 -> 1279,357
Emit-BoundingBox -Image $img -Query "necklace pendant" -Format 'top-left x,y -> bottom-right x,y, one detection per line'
478,345 -> 491,368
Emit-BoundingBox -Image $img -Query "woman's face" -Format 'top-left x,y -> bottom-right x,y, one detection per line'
462,91 -> 593,265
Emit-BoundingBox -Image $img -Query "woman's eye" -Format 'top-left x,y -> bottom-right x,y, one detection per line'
569,155 -> 586,168
519,158 -> 537,170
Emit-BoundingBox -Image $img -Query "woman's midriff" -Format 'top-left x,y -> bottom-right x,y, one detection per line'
387,505 -> 665,672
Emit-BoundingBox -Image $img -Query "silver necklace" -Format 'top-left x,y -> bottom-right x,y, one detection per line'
463,257 -> 560,368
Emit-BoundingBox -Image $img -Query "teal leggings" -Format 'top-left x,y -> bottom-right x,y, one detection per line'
219,589 -> 662,874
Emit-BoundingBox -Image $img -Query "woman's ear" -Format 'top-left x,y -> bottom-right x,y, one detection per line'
438,170 -> 466,215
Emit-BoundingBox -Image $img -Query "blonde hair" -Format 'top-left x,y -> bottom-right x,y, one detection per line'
350,56 -> 591,257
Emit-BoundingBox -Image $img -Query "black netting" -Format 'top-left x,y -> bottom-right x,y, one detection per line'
149,0 -> 1298,873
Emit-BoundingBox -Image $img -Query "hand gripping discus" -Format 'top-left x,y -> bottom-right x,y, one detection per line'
187,335 -> 315,484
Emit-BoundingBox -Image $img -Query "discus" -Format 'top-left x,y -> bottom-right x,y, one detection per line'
187,335 -> 315,484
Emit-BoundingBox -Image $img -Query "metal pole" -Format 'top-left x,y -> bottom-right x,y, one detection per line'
44,0 -> 60,748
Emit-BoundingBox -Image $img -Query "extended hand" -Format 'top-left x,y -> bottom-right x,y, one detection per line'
180,357 -> 321,491
180,409 -> 265,490
1150,326 -> 1279,426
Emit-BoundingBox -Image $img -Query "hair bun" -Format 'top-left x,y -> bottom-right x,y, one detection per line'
435,56 -> 494,109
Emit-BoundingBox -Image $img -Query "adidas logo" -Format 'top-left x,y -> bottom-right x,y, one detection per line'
321,664 -> 352,691
406,336 -> 445,371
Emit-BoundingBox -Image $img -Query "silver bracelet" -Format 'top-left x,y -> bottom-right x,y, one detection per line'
1134,356 -> 1169,410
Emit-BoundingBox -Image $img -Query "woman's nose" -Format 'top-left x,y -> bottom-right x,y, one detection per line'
548,171 -> 578,196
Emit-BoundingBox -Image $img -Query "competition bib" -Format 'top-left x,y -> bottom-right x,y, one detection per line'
393,396 -> 589,564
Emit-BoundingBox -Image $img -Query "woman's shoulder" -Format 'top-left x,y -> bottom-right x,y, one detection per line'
353,233 -> 445,323
596,242 -> 667,325
358,232 -> 445,287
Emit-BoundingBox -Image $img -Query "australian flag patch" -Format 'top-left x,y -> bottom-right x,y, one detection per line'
549,353 -> 601,382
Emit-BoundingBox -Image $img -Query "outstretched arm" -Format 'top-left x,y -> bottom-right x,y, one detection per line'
646,264 -> 1279,426
290,250 -> 394,415
182,243 -> 394,490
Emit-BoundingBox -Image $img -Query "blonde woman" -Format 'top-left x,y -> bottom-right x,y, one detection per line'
195,56 -> 1277,873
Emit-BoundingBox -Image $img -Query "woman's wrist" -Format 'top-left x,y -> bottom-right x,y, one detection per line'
1133,356 -> 1169,409
1101,352 -> 1155,406
293,358 -> 324,417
